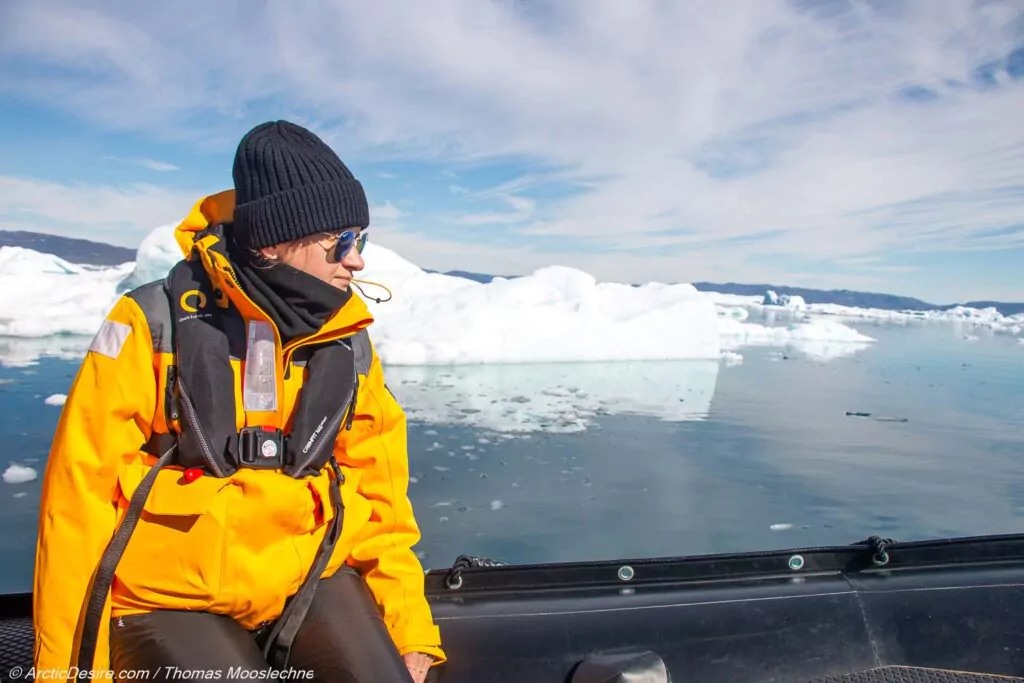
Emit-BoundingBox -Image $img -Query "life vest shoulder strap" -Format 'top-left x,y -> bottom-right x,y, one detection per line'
123,278 -> 174,356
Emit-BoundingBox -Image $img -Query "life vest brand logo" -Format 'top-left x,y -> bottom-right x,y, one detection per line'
180,289 -> 208,312
178,288 -> 214,323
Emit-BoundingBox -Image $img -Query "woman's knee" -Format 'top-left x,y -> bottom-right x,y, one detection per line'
285,567 -> 412,681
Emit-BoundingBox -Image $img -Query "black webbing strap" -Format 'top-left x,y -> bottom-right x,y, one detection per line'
261,459 -> 346,669
76,444 -> 177,674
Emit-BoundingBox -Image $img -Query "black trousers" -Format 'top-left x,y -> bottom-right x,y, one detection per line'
110,567 -> 426,683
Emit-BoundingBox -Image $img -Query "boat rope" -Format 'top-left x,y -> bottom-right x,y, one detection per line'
855,535 -> 895,566
445,554 -> 508,590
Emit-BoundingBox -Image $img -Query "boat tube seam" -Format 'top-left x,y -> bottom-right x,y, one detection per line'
846,575 -> 883,669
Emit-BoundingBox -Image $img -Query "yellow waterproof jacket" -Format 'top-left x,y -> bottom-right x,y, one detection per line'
32,191 -> 444,680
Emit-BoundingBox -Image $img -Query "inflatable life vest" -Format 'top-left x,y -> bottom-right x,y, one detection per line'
77,237 -> 362,673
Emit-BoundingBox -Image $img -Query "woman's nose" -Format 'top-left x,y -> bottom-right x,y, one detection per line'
342,249 -> 365,271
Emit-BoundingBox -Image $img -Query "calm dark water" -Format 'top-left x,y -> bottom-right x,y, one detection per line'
1,320 -> 1022,595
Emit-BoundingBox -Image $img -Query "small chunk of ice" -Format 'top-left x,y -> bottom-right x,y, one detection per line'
3,464 -> 38,484
490,500 -> 504,510
45,393 -> 67,406
770,523 -> 793,531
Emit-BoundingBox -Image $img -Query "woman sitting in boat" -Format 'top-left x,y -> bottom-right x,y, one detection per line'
32,120 -> 445,683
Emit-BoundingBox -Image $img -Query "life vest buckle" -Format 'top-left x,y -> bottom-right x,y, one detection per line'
238,425 -> 286,470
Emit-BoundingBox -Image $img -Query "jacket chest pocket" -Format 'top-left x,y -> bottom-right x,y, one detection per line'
113,462 -> 234,610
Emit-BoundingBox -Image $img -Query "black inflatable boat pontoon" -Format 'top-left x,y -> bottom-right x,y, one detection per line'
3,534 -> 1023,682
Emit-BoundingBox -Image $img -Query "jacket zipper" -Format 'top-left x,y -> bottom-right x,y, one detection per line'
177,377 -> 228,478
345,375 -> 359,431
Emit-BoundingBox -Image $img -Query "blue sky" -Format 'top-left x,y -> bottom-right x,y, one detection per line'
1,0 -> 1022,304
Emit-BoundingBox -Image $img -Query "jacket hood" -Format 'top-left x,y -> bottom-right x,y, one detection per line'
173,189 -> 237,257
171,190 -> 374,345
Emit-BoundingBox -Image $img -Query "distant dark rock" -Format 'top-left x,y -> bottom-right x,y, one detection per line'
691,282 -> 1024,317
424,268 -> 514,284
693,282 -> 935,310
956,300 -> 1024,316
0,230 -> 135,266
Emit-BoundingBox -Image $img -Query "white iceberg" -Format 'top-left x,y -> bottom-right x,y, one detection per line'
25,221 -> 1024,373
751,295 -> 1022,336
0,247 -> 133,339
763,290 -> 807,311
359,256 -> 722,365
117,222 -> 180,292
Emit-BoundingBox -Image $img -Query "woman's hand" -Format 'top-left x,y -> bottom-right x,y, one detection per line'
403,652 -> 434,682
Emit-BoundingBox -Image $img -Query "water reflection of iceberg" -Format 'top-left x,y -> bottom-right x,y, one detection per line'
384,359 -> 721,434
785,338 -> 874,361
717,314 -> 875,362
0,335 -> 91,368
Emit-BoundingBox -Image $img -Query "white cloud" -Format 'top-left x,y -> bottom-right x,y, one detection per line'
107,156 -> 179,172
139,159 -> 179,172
453,192 -> 536,226
2,0 -> 1023,296
0,176 -> 199,248
368,200 -> 399,224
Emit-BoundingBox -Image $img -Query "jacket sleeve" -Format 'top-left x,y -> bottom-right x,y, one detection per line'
33,295 -> 157,681
342,341 -> 446,665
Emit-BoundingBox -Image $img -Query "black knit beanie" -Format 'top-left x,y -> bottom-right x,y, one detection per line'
231,120 -> 370,250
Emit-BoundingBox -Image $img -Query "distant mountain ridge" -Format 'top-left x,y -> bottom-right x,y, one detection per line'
689,282 -> 1024,317
0,230 -> 135,266
424,270 -> 1024,317
4,231 -> 1020,316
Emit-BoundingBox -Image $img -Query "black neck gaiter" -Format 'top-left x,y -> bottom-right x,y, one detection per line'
226,228 -> 352,344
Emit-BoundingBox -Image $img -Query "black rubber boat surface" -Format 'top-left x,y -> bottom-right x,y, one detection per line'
2,534 -> 1024,682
